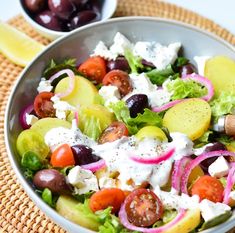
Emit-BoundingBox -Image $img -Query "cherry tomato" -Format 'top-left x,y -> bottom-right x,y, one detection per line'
98,121 -> 129,144
50,144 -> 75,168
102,69 -> 133,96
78,56 -> 106,83
191,175 -> 224,203
125,189 -> 163,227
89,188 -> 125,213
34,92 -> 55,118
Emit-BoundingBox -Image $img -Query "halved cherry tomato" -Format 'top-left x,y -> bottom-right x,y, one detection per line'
125,189 -> 163,227
191,175 -> 224,203
102,69 -> 132,96
78,56 -> 106,83
89,188 -> 125,213
34,92 -> 55,118
50,144 -> 75,168
98,121 -> 129,144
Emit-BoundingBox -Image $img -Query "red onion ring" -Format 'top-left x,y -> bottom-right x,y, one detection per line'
129,148 -> 175,164
171,157 -> 191,193
223,163 -> 235,204
152,73 -> 214,112
49,69 -> 75,98
19,104 -> 34,129
181,150 -> 235,194
74,111 -> 79,127
81,159 -> 106,173
119,203 -> 186,233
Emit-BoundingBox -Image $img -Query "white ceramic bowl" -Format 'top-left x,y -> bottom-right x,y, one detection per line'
19,0 -> 117,40
5,17 -> 235,233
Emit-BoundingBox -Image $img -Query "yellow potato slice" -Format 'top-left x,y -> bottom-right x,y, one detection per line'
163,99 -> 211,140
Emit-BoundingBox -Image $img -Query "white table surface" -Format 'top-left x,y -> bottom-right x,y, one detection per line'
0,0 -> 235,36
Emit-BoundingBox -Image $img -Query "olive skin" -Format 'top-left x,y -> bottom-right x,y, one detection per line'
24,0 -> 46,13
35,10 -> 62,31
179,63 -> 197,77
126,94 -> 149,118
33,169 -> 70,193
107,57 -> 131,73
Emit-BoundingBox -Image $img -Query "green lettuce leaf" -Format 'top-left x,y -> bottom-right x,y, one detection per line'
153,209 -> 177,228
21,151 -> 43,171
173,57 -> 189,70
124,49 -> 144,73
41,188 -> 58,207
167,78 -> 207,100
210,92 -> 235,120
109,101 -> 163,135
82,116 -> 103,140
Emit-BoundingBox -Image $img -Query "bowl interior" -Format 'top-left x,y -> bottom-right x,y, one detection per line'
5,17 -> 235,233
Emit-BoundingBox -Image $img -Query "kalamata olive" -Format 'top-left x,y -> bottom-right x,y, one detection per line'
70,10 -> 97,29
71,145 -> 101,165
141,59 -> 155,68
179,63 -> 197,77
107,57 -> 131,73
200,142 -> 226,172
126,94 -> 149,118
70,0 -> 89,7
48,0 -> 76,20
35,10 -> 62,31
24,0 -> 46,13
33,169 -> 70,193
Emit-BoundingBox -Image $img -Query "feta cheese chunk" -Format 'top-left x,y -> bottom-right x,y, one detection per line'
98,85 -> 121,107
99,177 -> 117,189
208,156 -> 229,178
199,199 -> 231,222
92,41 -> 116,60
37,78 -> 53,93
194,56 -> 211,76
133,42 -> 181,70
25,113 -> 38,126
67,166 -> 99,195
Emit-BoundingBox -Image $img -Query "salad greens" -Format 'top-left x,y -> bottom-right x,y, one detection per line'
124,49 -> 144,73
21,151 -> 43,171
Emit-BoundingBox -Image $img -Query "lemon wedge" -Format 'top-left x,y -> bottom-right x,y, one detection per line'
0,21 -> 45,66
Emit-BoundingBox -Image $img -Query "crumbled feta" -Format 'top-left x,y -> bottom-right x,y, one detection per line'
229,191 -> 235,202
199,199 -> 231,222
194,56 -> 211,76
37,78 -> 53,93
193,143 -> 214,156
92,41 -> 116,60
98,85 -> 121,107
99,177 -> 117,189
51,95 -> 76,120
208,156 -> 230,178
67,166 -> 99,195
133,42 -> 181,70
25,113 -> 38,126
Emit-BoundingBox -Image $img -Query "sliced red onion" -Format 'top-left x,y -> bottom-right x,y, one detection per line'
49,69 -> 75,98
129,148 -> 175,165
181,150 -> 235,194
223,163 -> 235,204
152,99 -> 183,112
119,203 -> 186,233
171,157 -> 191,193
74,111 -> 79,127
19,104 -> 34,129
182,73 -> 214,101
80,159 -> 106,172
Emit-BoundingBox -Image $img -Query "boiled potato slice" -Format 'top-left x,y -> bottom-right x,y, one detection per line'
164,208 -> 201,233
163,99 -> 211,140
205,56 -> 235,96
55,75 -> 100,107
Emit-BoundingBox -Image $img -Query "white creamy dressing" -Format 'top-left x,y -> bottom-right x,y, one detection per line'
45,126 -> 194,190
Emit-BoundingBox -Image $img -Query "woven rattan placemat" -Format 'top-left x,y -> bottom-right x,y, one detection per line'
1,0 -> 235,232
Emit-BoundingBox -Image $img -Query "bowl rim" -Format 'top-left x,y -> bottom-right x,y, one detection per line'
18,0 -> 118,37
4,16 -> 235,233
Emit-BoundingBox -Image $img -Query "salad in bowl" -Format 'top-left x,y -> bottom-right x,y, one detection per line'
12,30 -> 235,233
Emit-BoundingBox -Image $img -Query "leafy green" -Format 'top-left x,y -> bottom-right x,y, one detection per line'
109,101 -> 163,135
210,92 -> 235,121
23,168 -> 34,180
124,49 -> 144,73
146,65 -> 177,85
42,188 -> 53,207
166,78 -> 207,100
60,166 -> 74,176
216,134 -> 233,146
21,151 -> 43,171
194,130 -> 213,148
82,117 -> 103,140
173,57 -> 189,69
73,191 -> 94,203
153,209 -> 178,228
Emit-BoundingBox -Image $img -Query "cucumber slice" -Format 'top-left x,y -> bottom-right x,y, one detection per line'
16,129 -> 49,159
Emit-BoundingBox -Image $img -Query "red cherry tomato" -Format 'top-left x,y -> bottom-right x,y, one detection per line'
191,175 -> 224,203
125,189 -> 163,227
34,92 -> 55,118
78,56 -> 106,83
98,121 -> 129,144
102,69 -> 133,96
50,144 -> 75,168
89,188 -> 126,213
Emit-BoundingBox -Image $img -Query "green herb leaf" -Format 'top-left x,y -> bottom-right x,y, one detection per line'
216,134 -> 233,145
42,188 -> 53,206
174,57 -> 189,68
73,191 -> 94,203
124,49 -> 143,73
60,166 -> 74,176
21,151 -> 43,171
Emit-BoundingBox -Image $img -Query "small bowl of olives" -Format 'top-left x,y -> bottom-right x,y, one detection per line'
19,0 -> 117,39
